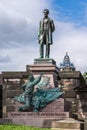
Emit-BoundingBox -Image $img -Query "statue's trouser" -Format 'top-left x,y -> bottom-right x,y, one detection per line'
39,31 -> 50,58
32,96 -> 41,111
18,95 -> 32,111
25,95 -> 32,107
40,43 -> 44,58
45,44 -> 50,58
40,43 -> 50,58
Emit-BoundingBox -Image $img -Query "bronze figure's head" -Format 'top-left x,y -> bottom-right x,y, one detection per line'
43,9 -> 49,17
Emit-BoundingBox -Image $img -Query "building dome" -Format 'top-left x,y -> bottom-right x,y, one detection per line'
60,52 -> 75,71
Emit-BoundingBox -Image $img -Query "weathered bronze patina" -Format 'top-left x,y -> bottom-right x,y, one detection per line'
14,73 -> 63,112
38,9 -> 55,58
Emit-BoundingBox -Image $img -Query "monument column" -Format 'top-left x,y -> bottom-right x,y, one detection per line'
26,59 -> 59,88
27,9 -> 59,88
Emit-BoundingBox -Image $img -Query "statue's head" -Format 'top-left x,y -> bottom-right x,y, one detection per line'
43,9 -> 49,17
28,74 -> 35,82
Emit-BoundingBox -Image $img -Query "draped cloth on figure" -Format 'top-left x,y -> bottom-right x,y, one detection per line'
14,87 -> 63,110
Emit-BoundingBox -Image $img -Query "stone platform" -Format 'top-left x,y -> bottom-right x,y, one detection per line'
7,98 -> 69,128
34,58 -> 56,65
26,58 -> 59,87
52,118 -> 84,130
7,112 -> 69,128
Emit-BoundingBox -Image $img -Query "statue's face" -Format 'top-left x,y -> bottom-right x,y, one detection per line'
44,11 -> 49,17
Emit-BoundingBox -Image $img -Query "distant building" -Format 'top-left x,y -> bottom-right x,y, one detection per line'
58,53 -> 86,119
59,52 -> 84,91
60,52 -> 75,71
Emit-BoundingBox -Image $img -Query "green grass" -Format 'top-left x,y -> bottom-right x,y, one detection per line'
0,124 -> 50,130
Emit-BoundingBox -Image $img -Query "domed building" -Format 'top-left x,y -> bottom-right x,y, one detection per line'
59,52 -> 84,91
60,52 -> 75,71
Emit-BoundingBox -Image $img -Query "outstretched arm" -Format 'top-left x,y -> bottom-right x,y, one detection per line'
32,72 -> 44,86
21,82 -> 27,90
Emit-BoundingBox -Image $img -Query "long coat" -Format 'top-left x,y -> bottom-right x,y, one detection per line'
38,17 -> 55,45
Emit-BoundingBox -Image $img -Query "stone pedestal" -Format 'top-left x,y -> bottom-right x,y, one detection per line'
7,98 -> 69,127
26,58 -> 59,87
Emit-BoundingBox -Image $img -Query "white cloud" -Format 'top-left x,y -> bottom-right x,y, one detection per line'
0,0 -> 51,47
51,21 -> 87,73
0,0 -> 51,72
0,0 -> 87,73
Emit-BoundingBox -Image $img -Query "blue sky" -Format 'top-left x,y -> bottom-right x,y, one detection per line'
52,0 -> 87,25
0,0 -> 87,73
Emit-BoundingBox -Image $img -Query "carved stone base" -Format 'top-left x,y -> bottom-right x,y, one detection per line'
26,59 -> 59,87
7,98 -> 69,127
7,112 -> 69,128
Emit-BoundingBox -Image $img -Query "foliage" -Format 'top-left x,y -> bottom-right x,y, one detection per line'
83,72 -> 87,80
0,124 -> 50,130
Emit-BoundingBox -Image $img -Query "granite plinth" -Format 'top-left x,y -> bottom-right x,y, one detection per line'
34,58 -> 56,65
26,60 -> 59,87
7,112 -> 69,128
7,98 -> 69,128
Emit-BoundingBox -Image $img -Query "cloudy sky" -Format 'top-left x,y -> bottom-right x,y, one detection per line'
0,0 -> 87,73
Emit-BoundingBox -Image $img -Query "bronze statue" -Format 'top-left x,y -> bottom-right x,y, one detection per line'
15,73 -> 44,111
14,73 -> 64,112
38,9 -> 55,58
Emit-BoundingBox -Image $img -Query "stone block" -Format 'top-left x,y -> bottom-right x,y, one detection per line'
4,84 -> 21,90
65,91 -> 76,98
26,63 -> 59,87
6,105 -> 15,112
52,118 -> 84,129
84,118 -> 87,130
2,71 -> 28,79
6,90 -> 23,98
5,98 -> 14,106
0,119 -> 12,124
7,112 -> 69,127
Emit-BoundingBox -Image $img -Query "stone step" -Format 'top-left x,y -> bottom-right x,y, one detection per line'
51,118 -> 84,130
0,118 -> 12,124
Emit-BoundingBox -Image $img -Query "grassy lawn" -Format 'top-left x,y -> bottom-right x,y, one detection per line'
0,124 -> 50,130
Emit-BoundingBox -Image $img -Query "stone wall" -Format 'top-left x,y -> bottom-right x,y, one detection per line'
0,85 -> 2,118
59,71 -> 85,91
0,74 -> 2,118
76,89 -> 87,119
58,70 -> 87,119
2,71 -> 29,117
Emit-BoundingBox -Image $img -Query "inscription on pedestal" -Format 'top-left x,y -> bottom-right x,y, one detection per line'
8,112 -> 69,119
